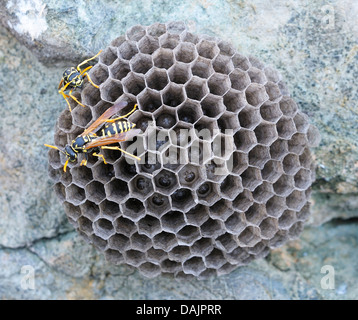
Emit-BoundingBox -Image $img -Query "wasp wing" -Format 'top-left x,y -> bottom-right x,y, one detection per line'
81,101 -> 129,136
85,129 -> 141,149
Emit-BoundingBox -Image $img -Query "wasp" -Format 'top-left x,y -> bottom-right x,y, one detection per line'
45,101 -> 141,172
58,50 -> 102,112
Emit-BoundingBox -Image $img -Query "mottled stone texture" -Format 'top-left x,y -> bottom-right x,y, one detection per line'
0,0 -> 357,298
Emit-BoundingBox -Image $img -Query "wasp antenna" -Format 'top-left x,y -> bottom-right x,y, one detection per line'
44,144 -> 66,155
44,144 -> 59,150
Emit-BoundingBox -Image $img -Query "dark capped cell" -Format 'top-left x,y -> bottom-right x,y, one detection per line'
162,84 -> 185,107
172,189 -> 190,201
156,134 -> 169,150
184,171 -> 196,183
152,195 -> 164,206
143,163 -> 157,172
156,113 -> 176,129
158,175 -> 172,187
140,152 -> 161,173
136,116 -> 152,132
168,99 -> 179,107
124,162 -> 137,175
181,114 -> 194,123
145,103 -> 157,112
197,183 -> 211,196
155,170 -> 177,193
143,97 -> 162,113
136,177 -> 147,190
205,163 -> 216,177
143,161 -> 161,173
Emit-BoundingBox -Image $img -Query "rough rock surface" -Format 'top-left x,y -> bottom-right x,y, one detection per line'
0,0 -> 357,299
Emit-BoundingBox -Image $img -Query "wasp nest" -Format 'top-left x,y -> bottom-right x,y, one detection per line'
47,21 -> 319,278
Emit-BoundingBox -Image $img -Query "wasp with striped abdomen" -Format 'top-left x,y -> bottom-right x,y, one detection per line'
45,101 -> 141,172
58,50 -> 102,111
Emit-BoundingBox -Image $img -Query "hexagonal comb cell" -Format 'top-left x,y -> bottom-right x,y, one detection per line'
185,76 -> 208,101
146,67 -> 169,91
245,83 -> 269,107
130,53 -> 153,74
88,64 -> 109,86
232,53 -> 251,71
171,188 -> 195,211
158,35 -> 179,56
176,225 -> 201,245
138,35 -> 159,55
137,88 -> 162,114
100,47 -> 118,66
177,100 -> 202,124
66,184 -> 86,206
129,174 -> 154,200
208,73 -> 231,96
191,56 -> 214,79
153,47 -> 174,69
201,94 -> 225,119
109,58 -> 130,80
154,169 -> 179,194
100,79 -> 123,103
178,164 -> 204,188
118,41 -> 138,60
122,72 -> 146,95
174,42 -> 197,63
147,22 -> 166,38
162,83 -> 185,108
230,69 -> 251,91
145,193 -> 171,216
260,101 -> 282,122
47,21 -> 318,279
71,105 -> 93,128
121,198 -> 145,221
196,39 -> 219,59
168,62 -> 192,85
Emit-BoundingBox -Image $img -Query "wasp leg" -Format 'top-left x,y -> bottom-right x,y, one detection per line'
59,89 -> 73,112
59,80 -> 81,111
82,72 -> 99,89
100,146 -> 141,161
77,50 -> 102,73
80,65 -> 92,74
92,152 -> 108,164
80,159 -> 88,166
68,89 -> 86,108
106,104 -> 138,123
80,153 -> 89,166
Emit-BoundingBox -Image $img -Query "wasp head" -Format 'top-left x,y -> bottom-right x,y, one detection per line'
44,143 -> 77,172
61,67 -> 83,89
63,67 -> 76,80
64,145 -> 77,162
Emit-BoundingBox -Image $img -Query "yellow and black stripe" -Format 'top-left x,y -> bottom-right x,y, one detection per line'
72,133 -> 97,150
101,121 -> 136,137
